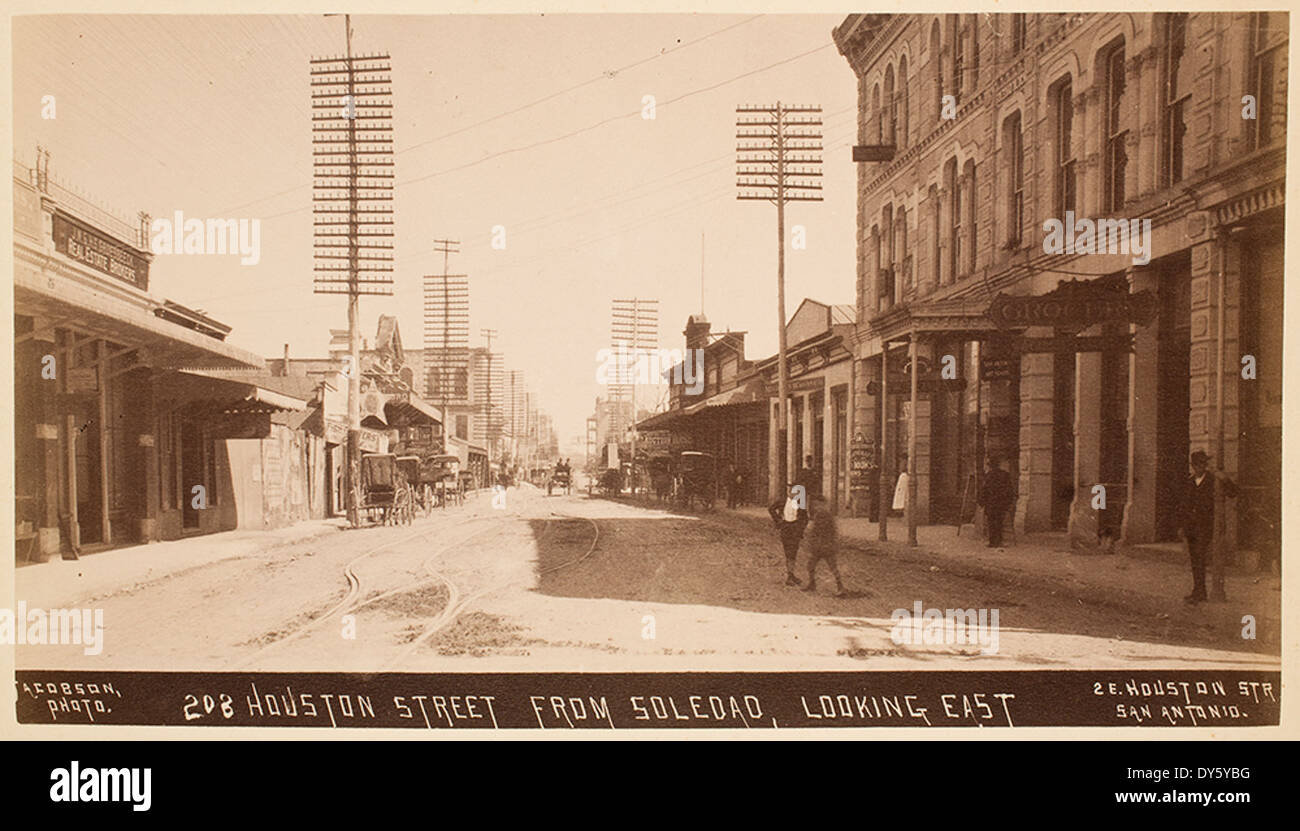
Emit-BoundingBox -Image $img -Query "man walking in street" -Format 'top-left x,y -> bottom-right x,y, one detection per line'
979,454 -> 1014,548
769,483 -> 810,586
797,454 -> 820,500
1180,450 -> 1238,604
802,493 -> 848,597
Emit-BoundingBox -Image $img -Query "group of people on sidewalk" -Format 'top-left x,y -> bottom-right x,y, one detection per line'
763,450 -> 1234,606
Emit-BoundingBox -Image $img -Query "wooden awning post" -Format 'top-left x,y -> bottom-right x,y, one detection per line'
907,333 -> 919,546
878,345 -> 889,542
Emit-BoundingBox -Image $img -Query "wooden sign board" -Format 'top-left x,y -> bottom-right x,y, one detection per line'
988,279 -> 1156,330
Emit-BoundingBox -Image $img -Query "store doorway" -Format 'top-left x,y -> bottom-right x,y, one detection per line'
181,420 -> 204,530
1051,352 -> 1076,530
66,396 -> 104,547
1155,258 -> 1191,541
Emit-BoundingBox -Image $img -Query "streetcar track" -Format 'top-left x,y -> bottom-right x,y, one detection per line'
382,510 -> 601,670
233,512 -> 501,669
238,497 -> 590,671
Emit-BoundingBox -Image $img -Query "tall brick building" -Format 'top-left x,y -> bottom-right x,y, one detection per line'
834,12 -> 1284,555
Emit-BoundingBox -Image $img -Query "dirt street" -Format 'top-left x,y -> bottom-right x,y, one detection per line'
15,487 -> 1280,672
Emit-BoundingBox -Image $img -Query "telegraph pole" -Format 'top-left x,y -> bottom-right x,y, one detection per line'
612,298 -> 659,497
312,16 -> 394,527
425,238 -> 466,452
510,370 -> 520,466
737,102 -> 822,497
480,327 -> 498,464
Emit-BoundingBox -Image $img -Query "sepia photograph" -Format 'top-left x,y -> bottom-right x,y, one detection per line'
3,3 -> 1289,734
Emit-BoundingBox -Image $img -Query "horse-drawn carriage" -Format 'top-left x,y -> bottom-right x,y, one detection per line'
675,450 -> 717,510
426,454 -> 464,508
458,469 -> 477,495
547,467 -> 571,496
646,455 -> 675,503
386,423 -> 468,512
528,466 -> 550,489
361,453 -> 414,525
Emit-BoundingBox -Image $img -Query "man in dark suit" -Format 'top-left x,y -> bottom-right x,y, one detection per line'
979,455 -> 1015,548
1180,450 -> 1238,604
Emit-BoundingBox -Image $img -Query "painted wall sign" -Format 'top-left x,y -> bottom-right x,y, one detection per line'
988,279 -> 1155,331
52,211 -> 149,290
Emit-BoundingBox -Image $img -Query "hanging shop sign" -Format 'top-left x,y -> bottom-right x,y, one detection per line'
849,432 -> 876,489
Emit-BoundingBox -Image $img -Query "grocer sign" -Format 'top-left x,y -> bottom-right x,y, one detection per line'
988,279 -> 1154,331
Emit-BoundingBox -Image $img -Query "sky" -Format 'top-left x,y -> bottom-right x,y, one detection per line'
13,14 -> 859,450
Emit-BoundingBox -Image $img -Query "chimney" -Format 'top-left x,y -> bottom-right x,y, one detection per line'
282,343 -> 290,376
683,314 -> 711,352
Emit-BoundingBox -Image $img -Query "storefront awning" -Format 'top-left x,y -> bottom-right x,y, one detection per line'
14,263 -> 267,369
447,435 -> 487,456
162,370 -> 311,412
637,377 -> 766,431
382,391 -> 443,426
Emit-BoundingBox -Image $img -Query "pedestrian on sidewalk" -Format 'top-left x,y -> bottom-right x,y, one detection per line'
723,459 -> 740,509
769,483 -> 810,586
1180,450 -> 1238,604
803,493 -> 847,597
892,452 -> 910,516
979,454 -> 1014,548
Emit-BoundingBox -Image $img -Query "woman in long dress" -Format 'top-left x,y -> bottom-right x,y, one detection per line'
892,453 -> 909,514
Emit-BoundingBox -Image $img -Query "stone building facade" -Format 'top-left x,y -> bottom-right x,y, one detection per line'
834,12 -> 1285,556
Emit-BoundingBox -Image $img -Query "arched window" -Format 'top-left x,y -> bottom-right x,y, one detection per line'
1102,40 -> 1128,212
1003,111 -> 1024,246
898,56 -> 910,148
1159,13 -> 1189,186
881,205 -> 894,310
884,65 -> 896,146
944,157 -> 959,285
1011,13 -> 1026,54
1249,12 -> 1285,149
870,224 -> 881,311
931,20 -> 943,121
963,159 -> 977,274
895,205 -> 909,297
872,84 -> 882,144
929,184 -> 941,292
1052,76 -> 1076,218
949,15 -> 962,101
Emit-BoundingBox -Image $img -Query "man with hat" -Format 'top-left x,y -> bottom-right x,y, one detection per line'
1180,450 -> 1238,604
979,454 -> 1015,548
